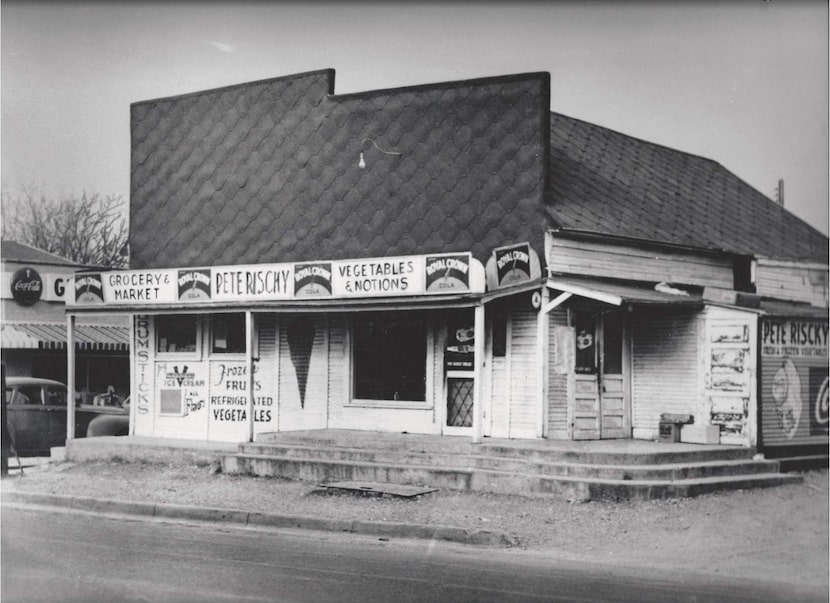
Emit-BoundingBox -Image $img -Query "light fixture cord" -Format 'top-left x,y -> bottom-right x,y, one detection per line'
362,138 -> 401,156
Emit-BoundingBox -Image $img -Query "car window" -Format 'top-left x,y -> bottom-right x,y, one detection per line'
45,386 -> 68,406
15,386 -> 42,405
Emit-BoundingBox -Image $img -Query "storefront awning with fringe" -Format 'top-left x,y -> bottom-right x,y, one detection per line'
1,321 -> 129,351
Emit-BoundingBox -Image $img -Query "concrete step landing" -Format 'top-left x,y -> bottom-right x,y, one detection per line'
220,430 -> 801,501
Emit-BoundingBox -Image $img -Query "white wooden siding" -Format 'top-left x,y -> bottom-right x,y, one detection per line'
547,235 -> 734,289
509,308 -> 539,438
631,311 -> 700,435
326,315 -> 349,417
488,354 -> 510,438
278,314 -> 328,431
431,313 -> 444,426
547,308 -> 571,439
253,315 -> 278,436
755,262 -> 828,306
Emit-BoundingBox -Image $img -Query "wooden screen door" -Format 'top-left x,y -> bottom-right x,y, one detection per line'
572,310 -> 628,439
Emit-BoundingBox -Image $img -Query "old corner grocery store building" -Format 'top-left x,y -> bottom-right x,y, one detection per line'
65,69 -> 829,454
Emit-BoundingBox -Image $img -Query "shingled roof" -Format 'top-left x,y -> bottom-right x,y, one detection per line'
130,70 -> 550,269
547,113 -> 828,262
1,240 -> 85,267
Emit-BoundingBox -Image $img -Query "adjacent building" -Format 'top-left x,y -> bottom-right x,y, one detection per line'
65,69 -> 828,458
2,240 -> 130,401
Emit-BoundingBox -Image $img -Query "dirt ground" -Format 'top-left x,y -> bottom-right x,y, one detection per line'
2,459 -> 827,591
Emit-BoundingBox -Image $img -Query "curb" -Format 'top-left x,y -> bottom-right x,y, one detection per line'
0,490 -> 516,547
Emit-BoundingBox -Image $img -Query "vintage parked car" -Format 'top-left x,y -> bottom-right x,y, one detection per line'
4,377 -> 129,456
86,396 -> 130,437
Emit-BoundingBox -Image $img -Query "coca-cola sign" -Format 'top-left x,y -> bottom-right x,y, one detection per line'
11,267 -> 43,306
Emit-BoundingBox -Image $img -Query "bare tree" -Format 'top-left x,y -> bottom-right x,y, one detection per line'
1,189 -> 128,268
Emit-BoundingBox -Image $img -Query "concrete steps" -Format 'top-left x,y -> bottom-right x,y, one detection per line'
220,433 -> 802,501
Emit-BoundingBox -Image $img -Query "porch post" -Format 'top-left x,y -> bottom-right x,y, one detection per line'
472,302 -> 485,443
245,311 -> 255,443
536,286 -> 550,438
66,314 -> 76,441
128,315 -> 136,435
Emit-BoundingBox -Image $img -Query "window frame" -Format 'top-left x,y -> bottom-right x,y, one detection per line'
155,314 -> 202,360
348,312 -> 433,409
209,312 -> 248,357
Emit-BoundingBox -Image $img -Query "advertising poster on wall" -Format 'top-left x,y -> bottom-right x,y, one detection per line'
294,262 -> 332,298
425,254 -> 470,293
152,360 -> 210,438
760,318 -> 829,444
75,273 -> 105,304
178,269 -> 211,300
207,360 -> 274,441
445,310 -> 474,371
495,243 -> 532,287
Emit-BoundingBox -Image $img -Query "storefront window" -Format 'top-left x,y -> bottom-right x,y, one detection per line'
212,313 -> 246,354
157,314 -> 198,354
353,312 -> 426,402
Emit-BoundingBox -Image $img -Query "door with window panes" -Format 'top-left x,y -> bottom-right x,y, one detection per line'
572,310 -> 629,439
444,309 -> 475,435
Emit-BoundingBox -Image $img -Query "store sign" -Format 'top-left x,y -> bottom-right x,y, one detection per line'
294,262 -> 332,298
10,267 -> 43,306
495,243 -> 531,286
332,257 -> 421,296
75,273 -> 105,304
425,254 -> 470,292
761,320 -> 828,358
445,312 -> 475,371
69,252 -> 482,306
178,269 -> 211,300
213,265 -> 292,301
761,319 -> 829,441
3,270 -> 73,303
485,242 -> 541,290
104,270 -> 177,304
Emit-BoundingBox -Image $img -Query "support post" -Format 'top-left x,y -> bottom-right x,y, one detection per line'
536,286 -> 550,438
128,315 -> 136,435
246,311 -> 255,443
472,302 -> 485,443
66,314 -> 76,441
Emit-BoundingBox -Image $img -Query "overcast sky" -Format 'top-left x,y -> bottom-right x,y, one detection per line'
2,1 -> 827,235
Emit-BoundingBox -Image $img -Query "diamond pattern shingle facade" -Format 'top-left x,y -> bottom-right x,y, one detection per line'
547,113 -> 828,262
130,69 -> 827,271
130,70 -> 550,269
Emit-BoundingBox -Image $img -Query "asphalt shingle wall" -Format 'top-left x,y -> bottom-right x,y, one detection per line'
130,70 -> 550,268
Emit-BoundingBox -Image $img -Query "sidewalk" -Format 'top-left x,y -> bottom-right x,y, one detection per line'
1,454 -> 827,592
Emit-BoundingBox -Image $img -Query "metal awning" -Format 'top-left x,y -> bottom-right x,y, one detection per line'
546,276 -> 704,308
1,321 -> 129,351
759,300 -> 828,319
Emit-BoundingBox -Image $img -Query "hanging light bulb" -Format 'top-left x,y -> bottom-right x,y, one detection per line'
358,138 -> 401,169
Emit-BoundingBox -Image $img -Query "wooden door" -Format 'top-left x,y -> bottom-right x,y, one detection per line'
571,310 -> 629,440
599,312 -> 627,439
573,312 -> 600,439
573,374 -> 600,439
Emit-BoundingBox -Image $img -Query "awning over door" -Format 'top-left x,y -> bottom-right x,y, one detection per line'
1,321 -> 129,351
546,276 -> 704,308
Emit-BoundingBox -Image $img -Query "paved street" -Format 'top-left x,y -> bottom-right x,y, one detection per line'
2,505 -> 823,603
